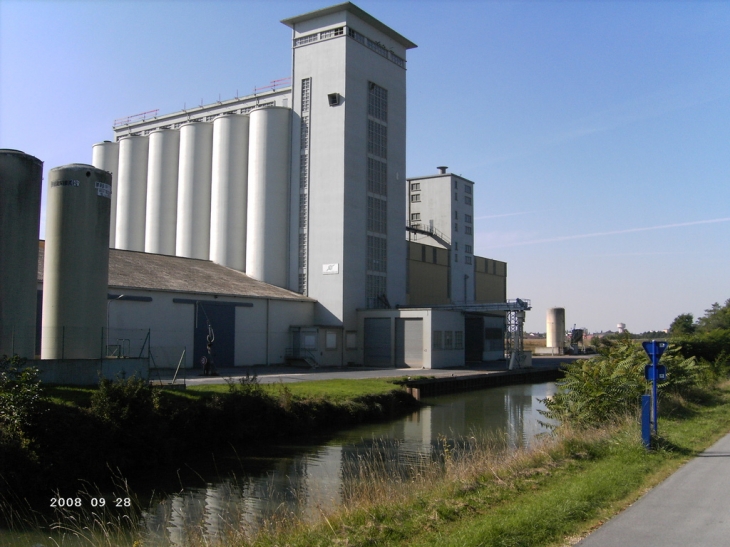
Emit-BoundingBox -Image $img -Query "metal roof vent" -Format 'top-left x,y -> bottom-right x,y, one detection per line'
437,166 -> 448,174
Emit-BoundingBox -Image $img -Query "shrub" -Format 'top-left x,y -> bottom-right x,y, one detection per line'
0,355 -> 43,437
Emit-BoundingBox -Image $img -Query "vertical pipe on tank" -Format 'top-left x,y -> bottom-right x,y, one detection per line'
116,136 -> 149,251
41,164 -> 111,359
546,307 -> 566,354
145,129 -> 180,255
210,114 -> 249,271
246,107 -> 291,287
176,122 -> 214,260
91,141 -> 119,248
0,150 -> 43,358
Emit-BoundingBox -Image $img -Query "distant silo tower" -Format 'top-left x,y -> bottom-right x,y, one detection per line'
41,164 -> 111,359
0,150 -> 43,358
91,141 -> 119,248
116,136 -> 149,251
617,323 -> 626,334
546,307 -> 566,355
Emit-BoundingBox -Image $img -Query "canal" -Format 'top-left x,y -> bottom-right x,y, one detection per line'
4,381 -> 557,546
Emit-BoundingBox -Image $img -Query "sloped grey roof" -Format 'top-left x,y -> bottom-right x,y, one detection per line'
37,242 -> 314,302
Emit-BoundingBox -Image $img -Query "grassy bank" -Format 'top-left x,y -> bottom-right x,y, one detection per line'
241,383 -> 730,547
0,375 -> 421,501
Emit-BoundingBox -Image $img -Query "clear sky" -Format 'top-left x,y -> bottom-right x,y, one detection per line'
1,0 -> 728,334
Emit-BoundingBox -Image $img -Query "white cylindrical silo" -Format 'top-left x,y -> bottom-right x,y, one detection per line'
546,307 -> 566,352
91,141 -> 119,248
145,129 -> 180,255
116,136 -> 149,251
210,114 -> 249,271
246,107 -> 291,287
176,122 -> 214,260
41,164 -> 111,359
0,149 -> 43,358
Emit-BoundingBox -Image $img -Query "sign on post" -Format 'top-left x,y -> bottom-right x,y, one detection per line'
642,340 -> 669,437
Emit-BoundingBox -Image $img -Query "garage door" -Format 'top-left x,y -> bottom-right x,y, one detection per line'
364,318 -> 391,367
395,318 -> 423,368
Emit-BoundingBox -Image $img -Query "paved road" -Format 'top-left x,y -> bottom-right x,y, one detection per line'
150,356 -> 582,386
577,432 -> 730,547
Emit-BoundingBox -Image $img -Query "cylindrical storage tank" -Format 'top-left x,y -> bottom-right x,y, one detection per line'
41,164 -> 111,359
91,141 -> 119,248
145,129 -> 180,255
0,150 -> 43,358
210,114 -> 249,271
546,307 -> 566,351
115,135 -> 149,251
246,107 -> 291,287
176,122 -> 214,259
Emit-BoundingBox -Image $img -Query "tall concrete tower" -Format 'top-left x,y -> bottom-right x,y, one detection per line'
282,3 -> 416,351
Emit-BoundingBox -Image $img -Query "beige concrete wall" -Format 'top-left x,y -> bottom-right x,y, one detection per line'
474,256 -> 507,303
407,241 -> 450,305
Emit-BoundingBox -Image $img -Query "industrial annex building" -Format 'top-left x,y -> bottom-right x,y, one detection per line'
1,3 -> 528,374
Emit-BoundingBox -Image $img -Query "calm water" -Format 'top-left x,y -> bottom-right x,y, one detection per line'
141,381 -> 557,545
5,382 -> 556,546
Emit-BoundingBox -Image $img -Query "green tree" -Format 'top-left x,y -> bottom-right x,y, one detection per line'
670,313 -> 696,336
696,299 -> 730,333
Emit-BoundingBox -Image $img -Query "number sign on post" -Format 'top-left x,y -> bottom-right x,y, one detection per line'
642,340 -> 668,436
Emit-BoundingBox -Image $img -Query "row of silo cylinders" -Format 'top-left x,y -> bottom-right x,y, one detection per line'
1,149 -> 111,359
93,107 -> 290,287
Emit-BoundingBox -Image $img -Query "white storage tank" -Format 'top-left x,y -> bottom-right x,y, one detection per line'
116,135 -> 149,251
91,141 -> 119,248
210,114 -> 249,271
246,107 -> 291,287
176,121 -> 213,260
0,149 -> 43,358
546,307 -> 566,353
41,164 -> 111,359
145,128 -> 180,255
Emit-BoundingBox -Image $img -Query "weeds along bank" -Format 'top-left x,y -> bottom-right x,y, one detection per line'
0,357 -> 421,501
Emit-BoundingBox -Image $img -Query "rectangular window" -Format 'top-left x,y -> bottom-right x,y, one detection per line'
454,211 -> 458,220
367,235 -> 387,272
410,194 -> 420,202
433,331 -> 443,350
454,192 -> 458,201
465,214 -> 472,224
465,196 -> 472,206
465,185 -> 472,195
454,180 -> 458,189
455,242 -> 458,251
326,331 -> 337,349
410,182 -> 420,191
455,253 -> 458,262
421,245 -> 426,262
368,82 -> 388,122
367,196 -> 387,234
366,274 -> 387,308
455,331 -> 464,349
465,244 -> 472,254
465,256 -> 472,265
454,223 -> 458,232
432,247 -> 437,263
367,120 -> 387,158
410,212 -> 420,222
444,331 -> 453,350
367,158 -> 387,196
465,226 -> 472,235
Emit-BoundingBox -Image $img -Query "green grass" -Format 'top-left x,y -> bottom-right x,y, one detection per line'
247,383 -> 730,547
187,378 -> 408,402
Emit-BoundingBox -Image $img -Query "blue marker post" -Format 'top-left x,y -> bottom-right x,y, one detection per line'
642,340 -> 668,436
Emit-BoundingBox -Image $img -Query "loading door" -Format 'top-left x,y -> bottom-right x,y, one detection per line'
395,318 -> 423,368
364,318 -> 392,367
465,316 -> 484,362
195,302 -> 235,369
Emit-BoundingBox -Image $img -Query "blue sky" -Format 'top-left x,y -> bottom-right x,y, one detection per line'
1,0 -> 728,333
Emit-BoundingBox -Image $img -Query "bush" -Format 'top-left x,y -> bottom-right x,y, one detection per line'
0,355 -> 43,438
90,376 -> 160,426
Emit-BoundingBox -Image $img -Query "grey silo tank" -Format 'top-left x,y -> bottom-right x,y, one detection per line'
546,307 -> 566,350
116,135 -> 149,251
246,107 -> 291,287
210,114 -> 249,271
176,121 -> 214,260
41,164 -> 111,359
145,128 -> 180,255
91,141 -> 119,248
0,149 -> 43,358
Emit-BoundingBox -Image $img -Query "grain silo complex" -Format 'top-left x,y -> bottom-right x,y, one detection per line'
2,3 -> 530,379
